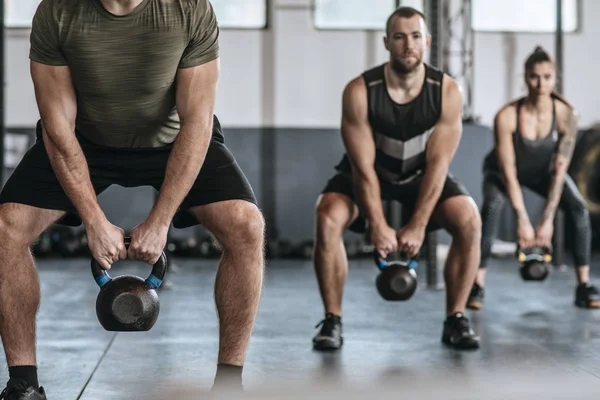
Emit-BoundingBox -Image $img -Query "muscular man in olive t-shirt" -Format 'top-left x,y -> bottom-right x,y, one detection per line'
0,1 -> 264,397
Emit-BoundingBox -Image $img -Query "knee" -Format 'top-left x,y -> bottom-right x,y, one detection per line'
0,205 -> 32,247
451,206 -> 482,244
316,202 -> 347,241
222,204 -> 265,251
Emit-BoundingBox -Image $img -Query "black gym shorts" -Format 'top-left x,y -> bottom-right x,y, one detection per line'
0,119 -> 257,228
321,172 -> 470,233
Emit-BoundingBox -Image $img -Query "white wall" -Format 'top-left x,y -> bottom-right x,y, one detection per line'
5,0 -> 600,129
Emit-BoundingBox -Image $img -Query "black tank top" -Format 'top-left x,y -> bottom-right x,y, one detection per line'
484,98 -> 558,183
335,63 -> 444,183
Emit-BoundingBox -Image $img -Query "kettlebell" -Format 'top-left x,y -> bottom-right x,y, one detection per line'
91,237 -> 168,332
373,251 -> 419,301
517,246 -> 552,281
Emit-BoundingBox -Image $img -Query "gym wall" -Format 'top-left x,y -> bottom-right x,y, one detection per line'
1,0 -> 593,246
6,0 -> 600,129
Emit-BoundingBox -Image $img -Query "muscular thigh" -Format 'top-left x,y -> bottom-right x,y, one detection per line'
0,203 -> 66,245
432,195 -> 481,237
187,200 -> 264,249
320,173 -> 362,232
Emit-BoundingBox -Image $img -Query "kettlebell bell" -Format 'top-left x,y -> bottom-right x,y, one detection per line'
91,237 -> 168,332
373,251 -> 419,301
517,246 -> 552,281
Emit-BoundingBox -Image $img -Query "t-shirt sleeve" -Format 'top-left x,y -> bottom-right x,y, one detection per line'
179,0 -> 220,68
29,0 -> 67,66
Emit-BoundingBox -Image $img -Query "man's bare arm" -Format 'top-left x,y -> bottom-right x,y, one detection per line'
30,61 -> 104,225
494,108 -> 530,224
410,78 -> 462,228
341,78 -> 387,229
540,106 -> 579,224
148,58 -> 219,226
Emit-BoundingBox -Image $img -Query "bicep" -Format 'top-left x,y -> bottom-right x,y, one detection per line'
176,58 -> 219,124
340,83 -> 375,175
30,61 -> 77,131
555,108 -> 578,163
426,82 -> 462,164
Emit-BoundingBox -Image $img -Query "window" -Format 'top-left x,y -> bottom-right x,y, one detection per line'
314,0 -> 397,30
314,0 -> 425,31
472,0 -> 579,33
5,0 -> 41,28
4,0 -> 268,30
210,0 -> 268,29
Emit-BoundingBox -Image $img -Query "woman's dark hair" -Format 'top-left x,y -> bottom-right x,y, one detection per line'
524,46 -> 573,109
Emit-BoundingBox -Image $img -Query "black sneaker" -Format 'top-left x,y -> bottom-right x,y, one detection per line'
466,283 -> 485,310
442,313 -> 480,350
0,380 -> 46,400
575,283 -> 600,309
312,313 -> 343,351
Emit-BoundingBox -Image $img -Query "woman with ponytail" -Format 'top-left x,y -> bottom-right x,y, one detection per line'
467,46 -> 599,310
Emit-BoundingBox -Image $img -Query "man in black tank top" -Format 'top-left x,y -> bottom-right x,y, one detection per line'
467,46 -> 600,311
311,7 -> 480,351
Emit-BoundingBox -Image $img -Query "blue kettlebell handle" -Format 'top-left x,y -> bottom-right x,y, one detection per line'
373,251 -> 418,271
91,237 -> 167,289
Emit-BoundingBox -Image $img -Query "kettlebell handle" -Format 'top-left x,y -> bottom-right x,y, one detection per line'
516,245 -> 553,257
373,251 -> 418,271
516,245 -> 553,263
91,237 -> 168,289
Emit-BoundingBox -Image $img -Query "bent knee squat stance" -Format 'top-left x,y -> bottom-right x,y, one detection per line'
313,6 -> 480,352
468,46 -> 599,311
0,205 -> 66,392
312,192 -> 358,350
190,200 -> 265,370
470,173 -> 598,309
0,0 -> 261,397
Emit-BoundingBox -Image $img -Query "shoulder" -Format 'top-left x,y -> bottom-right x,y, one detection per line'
40,0 -> 80,13
343,75 -> 368,101
180,0 -> 213,13
438,74 -> 462,119
555,98 -> 580,129
494,100 -> 520,130
34,0 -> 86,22
440,74 -> 461,100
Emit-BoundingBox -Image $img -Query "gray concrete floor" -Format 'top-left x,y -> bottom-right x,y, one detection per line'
2,255 -> 600,399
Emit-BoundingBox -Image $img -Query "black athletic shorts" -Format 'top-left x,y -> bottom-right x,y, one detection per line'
0,119 -> 256,228
321,172 -> 470,233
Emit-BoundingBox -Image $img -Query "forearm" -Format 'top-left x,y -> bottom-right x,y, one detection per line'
149,121 -> 212,225
503,176 -> 530,224
43,128 -> 104,225
410,164 -> 447,228
353,171 -> 387,229
541,170 -> 566,223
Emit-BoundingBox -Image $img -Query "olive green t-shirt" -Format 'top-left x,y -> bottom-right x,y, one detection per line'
29,0 -> 219,148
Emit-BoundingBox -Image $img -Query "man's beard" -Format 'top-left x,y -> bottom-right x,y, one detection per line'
390,55 -> 422,74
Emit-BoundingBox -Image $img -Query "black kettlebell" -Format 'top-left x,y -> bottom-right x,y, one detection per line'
517,246 -> 552,281
91,237 -> 168,332
373,251 -> 419,301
